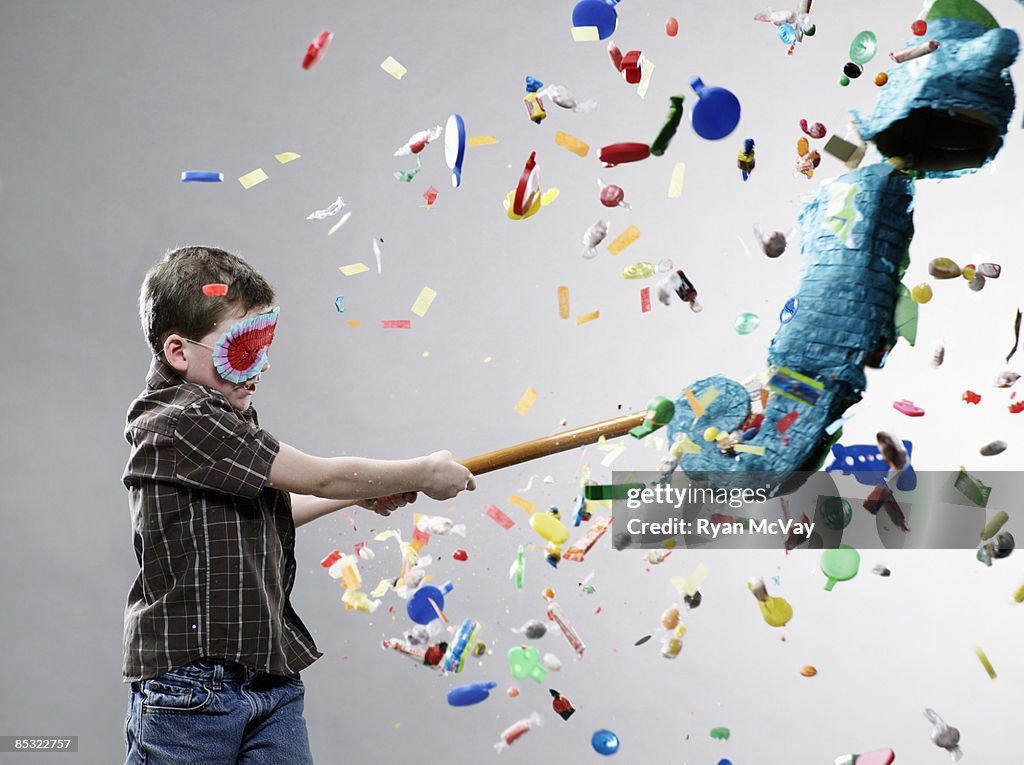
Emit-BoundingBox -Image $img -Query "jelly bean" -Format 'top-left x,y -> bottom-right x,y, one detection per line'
874,72 -> 888,86
591,729 -> 620,755
666,17 -> 679,37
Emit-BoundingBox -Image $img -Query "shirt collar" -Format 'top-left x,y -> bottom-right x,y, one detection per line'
146,354 -> 259,423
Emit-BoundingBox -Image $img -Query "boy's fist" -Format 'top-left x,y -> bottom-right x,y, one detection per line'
421,450 -> 476,500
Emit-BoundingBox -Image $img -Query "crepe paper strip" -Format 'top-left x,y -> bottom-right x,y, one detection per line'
515,386 -> 539,416
508,494 -> 537,516
555,131 -> 590,157
540,188 -> 560,206
328,210 -> 353,236
640,287 -> 651,313
683,388 -> 705,418
734,444 -> 767,456
275,152 -> 301,164
558,286 -> 570,319
608,225 -> 640,255
346,320 -> 360,327
339,263 -> 370,276
637,58 -> 655,98
411,286 -> 437,317
668,163 -> 686,198
975,646 -> 997,679
381,319 -> 412,329
202,283 -> 229,296
486,504 -> 516,530
571,26 -> 600,42
238,168 -> 268,189
380,56 -> 407,79
181,171 -> 223,182
564,516 -> 613,561
696,388 -> 721,411
468,135 -> 498,146
576,310 -> 600,326
600,444 -> 626,466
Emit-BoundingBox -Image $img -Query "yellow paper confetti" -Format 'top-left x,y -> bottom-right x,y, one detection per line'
975,646 -> 997,679
734,444 -> 767,456
738,235 -> 753,261
274,152 -> 301,164
380,55 -> 407,79
555,131 -> 589,157
374,529 -> 400,542
607,225 -> 640,255
558,286 -> 570,320
540,188 -> 560,206
484,357 -> 492,363
346,320 -> 361,327
600,445 -> 626,466
238,168 -> 268,189
697,387 -> 721,411
675,435 -> 703,455
370,579 -> 392,598
411,286 -> 437,317
509,494 -> 537,515
668,163 -> 686,198
341,589 -> 380,613
515,386 -> 539,416
328,209 -> 353,236
576,310 -> 600,325
683,388 -> 705,418
468,135 -> 498,146
682,563 -> 709,596
571,26 -> 600,42
637,58 -> 655,99
339,262 -> 370,276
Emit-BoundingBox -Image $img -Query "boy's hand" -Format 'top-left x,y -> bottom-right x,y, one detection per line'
421,450 -> 476,501
359,492 -> 417,517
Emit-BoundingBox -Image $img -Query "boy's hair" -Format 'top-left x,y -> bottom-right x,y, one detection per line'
140,246 -> 276,355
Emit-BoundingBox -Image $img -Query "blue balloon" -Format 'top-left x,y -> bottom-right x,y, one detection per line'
591,729 -> 620,755
572,0 -> 620,40
446,681 -> 497,707
689,76 -> 741,140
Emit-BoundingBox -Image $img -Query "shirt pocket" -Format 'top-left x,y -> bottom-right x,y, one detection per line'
141,673 -> 213,714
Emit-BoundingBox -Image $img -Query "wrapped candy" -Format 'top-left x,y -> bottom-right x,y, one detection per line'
393,125 -> 443,157
495,713 -> 543,753
537,83 -> 597,113
582,220 -> 610,259
924,708 -> 962,761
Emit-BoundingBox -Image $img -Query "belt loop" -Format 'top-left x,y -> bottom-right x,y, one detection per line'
211,662 -> 223,690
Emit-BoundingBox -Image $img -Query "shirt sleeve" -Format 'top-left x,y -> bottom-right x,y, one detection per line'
173,396 -> 281,498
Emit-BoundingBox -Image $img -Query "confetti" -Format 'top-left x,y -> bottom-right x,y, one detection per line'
202,283 -> 228,297
338,263 -> 370,277
486,504 -> 516,530
508,494 -> 537,515
576,310 -> 600,326
555,131 -> 590,157
571,26 -> 600,42
307,196 -> 347,220
381,319 -> 411,329
558,286 -> 570,320
181,171 -> 222,183
540,188 -> 560,206
734,444 -> 767,455
640,287 -> 651,313
607,225 -> 640,255
468,135 -> 498,146
423,186 -> 439,206
683,388 -> 705,418
636,58 -> 655,98
515,386 -> 539,416
275,152 -> 301,164
328,210 -> 354,236
238,168 -> 268,189
346,320 -> 360,327
380,56 -> 407,79
667,163 -> 686,197
410,286 -> 437,317
600,445 -> 625,466
974,646 -> 997,679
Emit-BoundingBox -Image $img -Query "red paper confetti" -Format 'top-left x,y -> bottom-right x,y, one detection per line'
962,390 -> 981,405
202,283 -> 229,296
640,287 -> 651,313
382,320 -> 412,329
320,549 -> 342,568
423,186 -> 439,206
302,30 -> 333,70
485,504 -> 515,530
776,411 -> 799,434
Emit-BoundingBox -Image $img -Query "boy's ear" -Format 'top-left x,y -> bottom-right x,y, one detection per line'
162,334 -> 189,374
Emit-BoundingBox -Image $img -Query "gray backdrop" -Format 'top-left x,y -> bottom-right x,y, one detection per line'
2,1 -> 1023,763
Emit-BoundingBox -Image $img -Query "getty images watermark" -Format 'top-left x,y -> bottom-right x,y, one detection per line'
607,470 -> 1012,551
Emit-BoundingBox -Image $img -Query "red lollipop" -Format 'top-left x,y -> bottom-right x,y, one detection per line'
303,30 -> 333,70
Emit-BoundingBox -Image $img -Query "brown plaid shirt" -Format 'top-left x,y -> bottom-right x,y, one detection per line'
121,356 -> 322,682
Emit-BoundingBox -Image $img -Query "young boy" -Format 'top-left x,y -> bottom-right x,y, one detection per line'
122,246 -> 475,764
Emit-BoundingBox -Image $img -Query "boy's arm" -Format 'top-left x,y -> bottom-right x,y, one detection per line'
268,442 -> 474,502
290,492 -> 417,529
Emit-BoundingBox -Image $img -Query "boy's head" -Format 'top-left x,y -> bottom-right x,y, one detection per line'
140,246 -> 278,410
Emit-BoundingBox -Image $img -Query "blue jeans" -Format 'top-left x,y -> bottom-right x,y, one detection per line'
124,659 -> 313,764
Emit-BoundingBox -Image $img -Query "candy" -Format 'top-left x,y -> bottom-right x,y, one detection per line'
494,713 -> 542,753
582,220 -> 610,258
302,30 -> 333,70
598,142 -> 650,167
591,729 -> 619,755
890,40 -> 939,64
980,440 -> 1007,457
665,17 -> 679,36
547,602 -> 585,657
